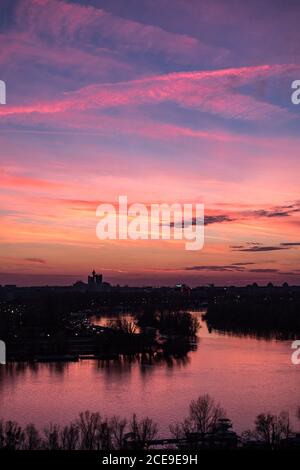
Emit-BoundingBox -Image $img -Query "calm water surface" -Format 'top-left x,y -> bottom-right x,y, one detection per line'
0,314 -> 299,435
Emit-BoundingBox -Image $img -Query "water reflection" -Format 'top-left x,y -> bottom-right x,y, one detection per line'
0,314 -> 299,435
0,349 -> 193,386
207,325 -> 298,341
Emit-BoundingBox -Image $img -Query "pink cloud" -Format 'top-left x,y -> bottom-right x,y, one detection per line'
0,168 -> 62,190
0,31 -> 134,82
14,0 -> 227,65
0,64 -> 296,122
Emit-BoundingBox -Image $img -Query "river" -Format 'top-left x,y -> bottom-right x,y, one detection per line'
0,313 -> 299,436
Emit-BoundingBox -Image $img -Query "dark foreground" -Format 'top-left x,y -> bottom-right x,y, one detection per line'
1,395 -> 300,451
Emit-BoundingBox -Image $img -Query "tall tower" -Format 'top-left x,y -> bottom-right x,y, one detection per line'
88,269 -> 103,288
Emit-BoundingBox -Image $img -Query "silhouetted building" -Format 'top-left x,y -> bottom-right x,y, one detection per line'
72,270 -> 104,292
88,269 -> 103,290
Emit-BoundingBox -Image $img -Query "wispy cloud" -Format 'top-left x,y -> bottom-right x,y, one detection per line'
249,268 -> 278,273
25,257 -> 46,264
0,64 -> 296,123
280,242 -> 300,246
0,168 -> 62,190
185,264 -> 248,272
232,245 -> 289,252
14,0 -> 228,65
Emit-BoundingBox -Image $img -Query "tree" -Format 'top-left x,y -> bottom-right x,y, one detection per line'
24,424 -> 41,450
77,410 -> 112,450
189,395 -> 226,434
254,412 -> 291,448
170,394 -> 226,444
128,414 -> 158,449
109,318 -> 137,335
43,423 -> 60,450
60,422 -> 79,450
77,411 -> 102,450
0,420 -> 24,450
110,416 -> 127,449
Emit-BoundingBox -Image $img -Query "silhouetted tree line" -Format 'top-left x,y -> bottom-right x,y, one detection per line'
137,310 -> 200,336
205,295 -> 300,338
94,318 -> 155,354
94,318 -> 196,357
0,411 -> 157,450
241,412 -> 292,449
1,395 -> 299,450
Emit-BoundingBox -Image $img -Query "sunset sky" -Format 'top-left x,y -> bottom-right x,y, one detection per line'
0,0 -> 300,286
